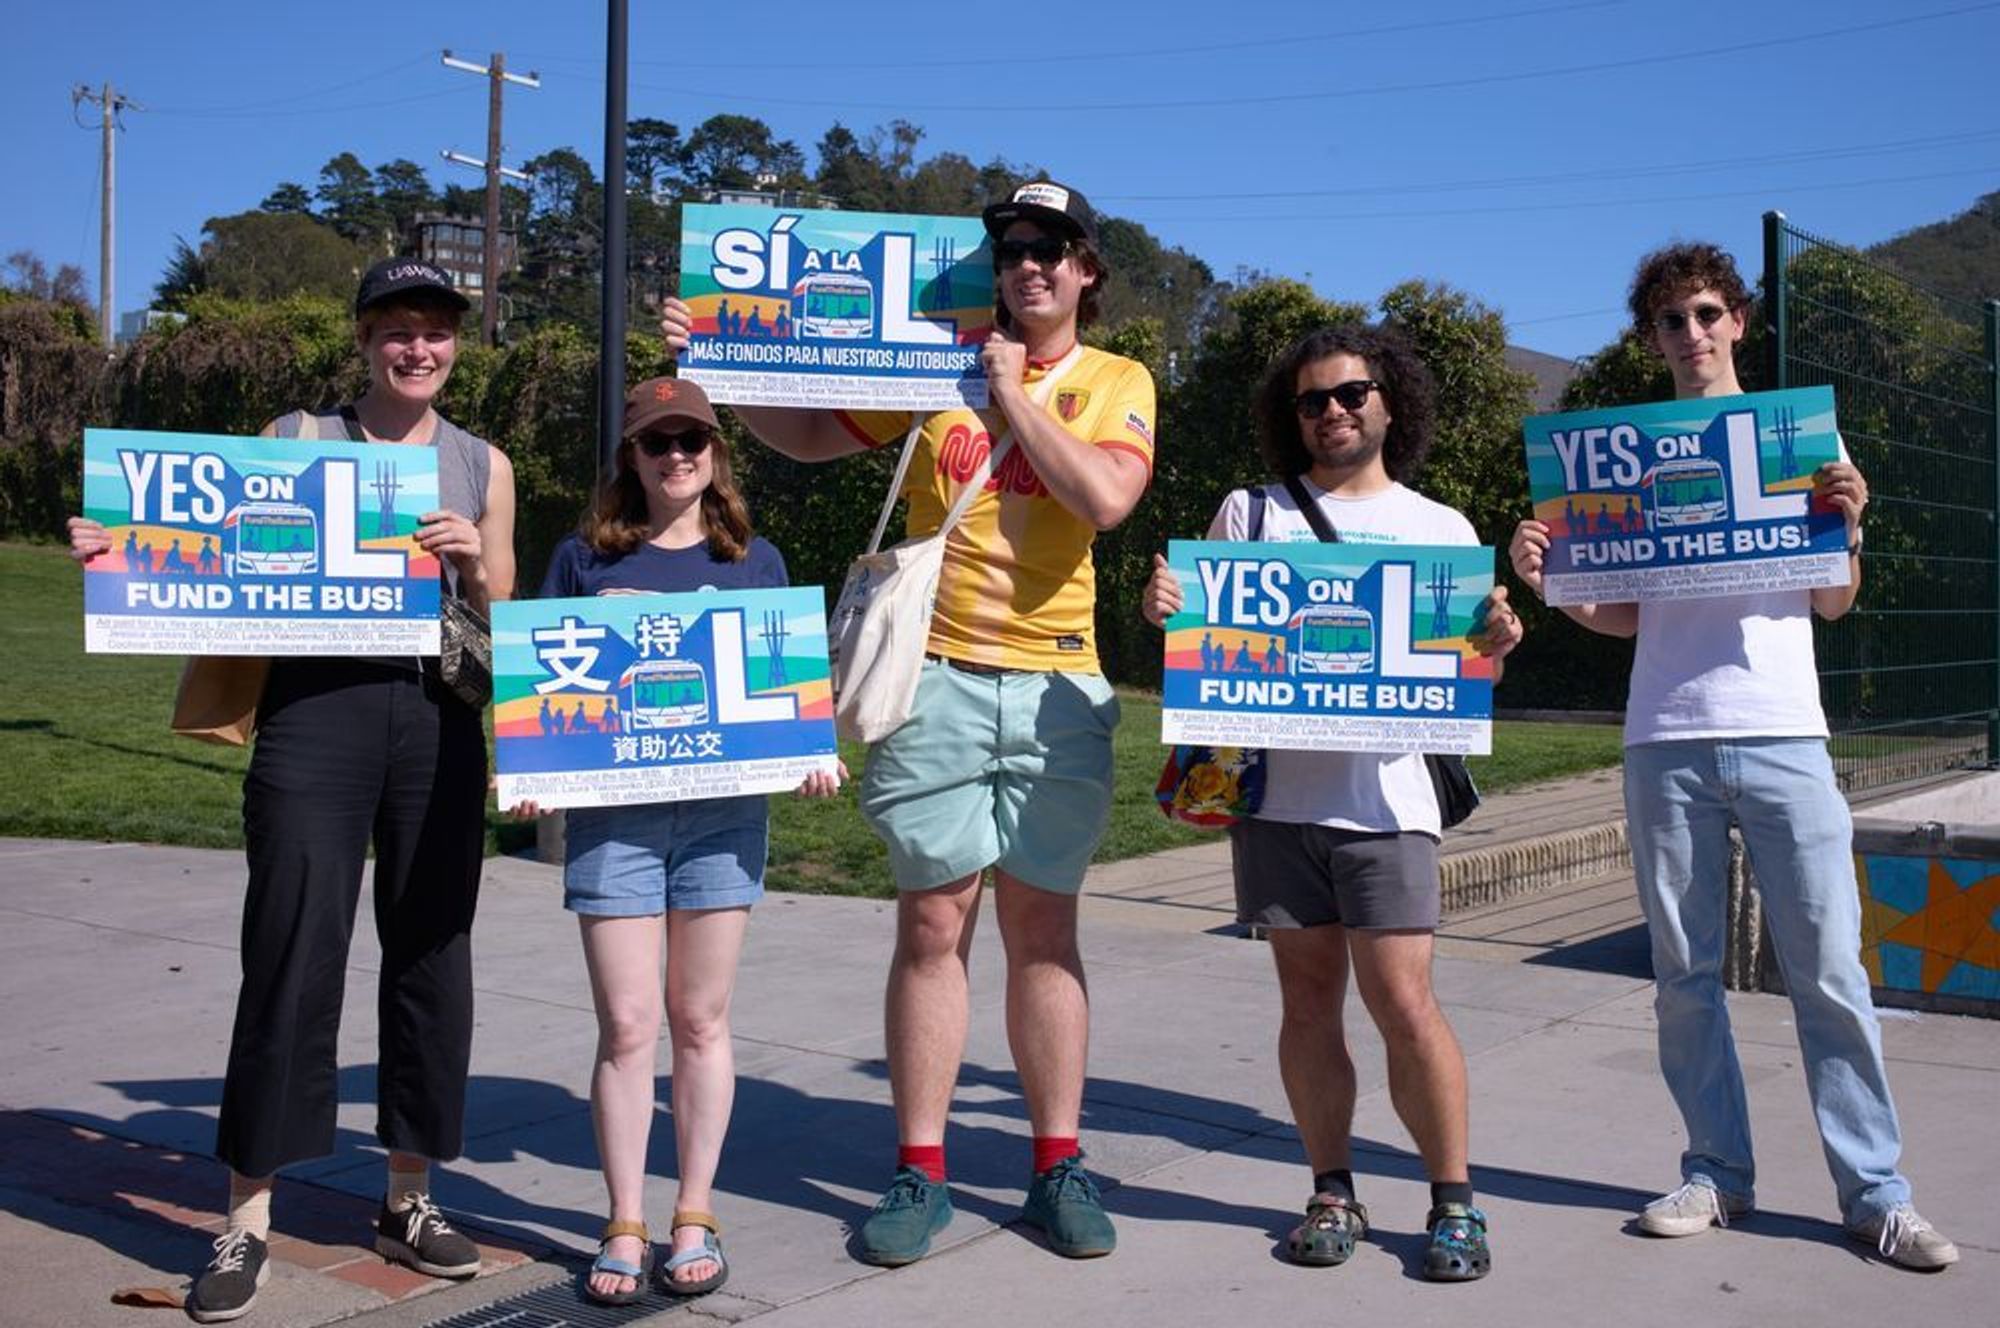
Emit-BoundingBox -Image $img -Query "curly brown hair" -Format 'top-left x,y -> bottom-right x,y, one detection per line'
1627,242 -> 1751,334
1253,324 -> 1438,483
581,426 -> 754,562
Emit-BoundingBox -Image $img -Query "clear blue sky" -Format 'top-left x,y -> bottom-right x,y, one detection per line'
5,0 -> 1995,359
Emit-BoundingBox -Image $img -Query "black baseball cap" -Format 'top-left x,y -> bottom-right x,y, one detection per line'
982,179 -> 1099,247
354,258 -> 471,315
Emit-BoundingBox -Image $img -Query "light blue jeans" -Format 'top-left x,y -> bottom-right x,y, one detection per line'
1624,737 -> 1909,1225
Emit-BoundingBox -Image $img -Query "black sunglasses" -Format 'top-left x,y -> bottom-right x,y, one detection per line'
635,428 -> 712,458
994,236 -> 1073,268
1652,303 -> 1734,334
1293,380 -> 1382,417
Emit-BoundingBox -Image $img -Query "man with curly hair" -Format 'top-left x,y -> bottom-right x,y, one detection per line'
1509,242 -> 1957,1271
1144,323 -> 1522,1281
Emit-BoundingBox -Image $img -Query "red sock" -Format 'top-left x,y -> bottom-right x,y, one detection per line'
1033,1136 -> 1080,1175
898,1143 -> 946,1182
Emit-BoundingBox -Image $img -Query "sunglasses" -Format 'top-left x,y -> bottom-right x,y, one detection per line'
1293,380 -> 1383,417
994,236 -> 1073,268
1652,303 -> 1734,334
635,428 -> 712,458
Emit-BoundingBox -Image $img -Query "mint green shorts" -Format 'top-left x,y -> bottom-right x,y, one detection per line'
859,660 -> 1120,893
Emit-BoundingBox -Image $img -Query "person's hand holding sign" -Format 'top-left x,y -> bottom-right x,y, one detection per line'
980,326 -> 1028,403
65,516 -> 110,565
1469,585 -> 1524,662
1812,459 -> 1868,531
1141,553 -> 1182,629
1507,520 -> 1552,599
659,296 -> 694,357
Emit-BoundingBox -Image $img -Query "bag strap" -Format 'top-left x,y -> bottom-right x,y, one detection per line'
1283,474 -> 1341,544
336,404 -> 367,442
1247,485 -> 1268,541
863,343 -> 1087,555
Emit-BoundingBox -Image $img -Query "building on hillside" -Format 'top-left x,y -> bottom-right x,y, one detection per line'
406,212 -> 517,307
117,308 -> 185,344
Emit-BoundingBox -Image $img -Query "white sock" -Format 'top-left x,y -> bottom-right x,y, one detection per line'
227,1173 -> 273,1240
386,1162 -> 430,1213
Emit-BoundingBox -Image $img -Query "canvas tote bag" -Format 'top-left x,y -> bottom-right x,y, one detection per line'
828,346 -> 1084,744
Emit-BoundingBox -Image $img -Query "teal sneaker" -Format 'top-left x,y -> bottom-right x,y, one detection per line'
858,1166 -> 953,1266
1021,1155 -> 1116,1258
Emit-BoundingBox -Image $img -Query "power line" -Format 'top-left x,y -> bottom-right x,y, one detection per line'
640,1 -> 2000,116
147,86 -> 461,121
143,56 -> 432,116
1099,128 -> 2000,204
1142,164 -> 2000,226
517,0 -> 1630,74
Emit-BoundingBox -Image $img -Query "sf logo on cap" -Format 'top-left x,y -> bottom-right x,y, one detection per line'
653,381 -> 678,402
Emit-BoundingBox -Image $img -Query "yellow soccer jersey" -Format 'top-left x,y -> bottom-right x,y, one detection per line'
837,345 -> 1156,672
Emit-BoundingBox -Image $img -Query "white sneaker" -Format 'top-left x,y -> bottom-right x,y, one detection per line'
1637,1179 -> 1752,1237
1848,1203 -> 1959,1271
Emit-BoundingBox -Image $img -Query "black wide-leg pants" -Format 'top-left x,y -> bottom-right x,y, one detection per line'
215,658 -> 486,1178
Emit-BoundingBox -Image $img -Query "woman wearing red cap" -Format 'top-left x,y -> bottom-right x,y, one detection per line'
66,258 -> 516,1322
516,374 -> 839,1304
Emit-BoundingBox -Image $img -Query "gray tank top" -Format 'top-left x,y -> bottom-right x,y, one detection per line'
276,407 -> 491,522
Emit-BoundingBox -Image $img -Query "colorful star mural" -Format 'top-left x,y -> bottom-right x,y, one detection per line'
1855,852 -> 2000,1003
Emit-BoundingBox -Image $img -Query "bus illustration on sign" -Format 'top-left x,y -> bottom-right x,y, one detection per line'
225,501 -> 319,576
1291,604 -> 1377,675
624,659 -> 711,730
1647,457 -> 1729,528
792,273 -> 874,340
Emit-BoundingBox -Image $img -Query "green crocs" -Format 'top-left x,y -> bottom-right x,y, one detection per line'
1287,1193 -> 1368,1267
1021,1155 -> 1116,1259
859,1166 -> 953,1267
1423,1202 -> 1491,1282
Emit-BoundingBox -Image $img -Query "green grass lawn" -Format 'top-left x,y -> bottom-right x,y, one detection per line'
0,541 -> 1624,897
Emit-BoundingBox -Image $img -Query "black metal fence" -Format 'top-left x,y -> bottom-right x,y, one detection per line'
1764,211 -> 2000,790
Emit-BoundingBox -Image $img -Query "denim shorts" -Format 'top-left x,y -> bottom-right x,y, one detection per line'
858,660 -> 1119,894
562,794 -> 768,915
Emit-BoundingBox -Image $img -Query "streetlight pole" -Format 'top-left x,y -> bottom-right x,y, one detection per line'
599,0 -> 629,474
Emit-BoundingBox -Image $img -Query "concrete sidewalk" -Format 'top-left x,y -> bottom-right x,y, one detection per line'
2,833 -> 1995,1327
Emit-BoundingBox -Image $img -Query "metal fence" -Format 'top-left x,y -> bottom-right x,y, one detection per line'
1764,211 -> 2000,791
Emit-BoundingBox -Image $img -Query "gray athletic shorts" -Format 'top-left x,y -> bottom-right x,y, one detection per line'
1228,819 -> 1440,930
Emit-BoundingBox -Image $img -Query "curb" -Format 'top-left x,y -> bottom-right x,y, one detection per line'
1440,818 -> 1630,913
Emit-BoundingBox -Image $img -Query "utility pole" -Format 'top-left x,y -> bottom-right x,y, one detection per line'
72,82 -> 141,344
600,0 -> 629,474
441,51 -> 538,346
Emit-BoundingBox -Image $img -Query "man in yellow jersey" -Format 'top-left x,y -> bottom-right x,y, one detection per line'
663,179 -> 1153,1264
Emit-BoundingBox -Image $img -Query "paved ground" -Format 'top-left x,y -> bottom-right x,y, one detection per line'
3,780 -> 1996,1327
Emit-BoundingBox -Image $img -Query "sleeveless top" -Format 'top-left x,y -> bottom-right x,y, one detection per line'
272,406 -> 492,673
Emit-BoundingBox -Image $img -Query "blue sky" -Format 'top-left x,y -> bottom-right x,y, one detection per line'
5,0 -> 1995,359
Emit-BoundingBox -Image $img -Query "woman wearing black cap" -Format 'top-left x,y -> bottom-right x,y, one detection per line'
66,257 -> 516,1322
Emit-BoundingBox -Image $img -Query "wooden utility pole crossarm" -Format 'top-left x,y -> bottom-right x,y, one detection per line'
71,82 -> 142,345
440,50 -> 539,346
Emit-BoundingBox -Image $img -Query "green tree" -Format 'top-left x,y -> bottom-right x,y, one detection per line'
684,114 -> 778,190
627,117 -> 685,198
259,182 -> 313,214
314,152 -> 389,251
814,122 -> 888,209
168,212 -> 368,306
372,158 -> 439,237
3,251 -> 90,310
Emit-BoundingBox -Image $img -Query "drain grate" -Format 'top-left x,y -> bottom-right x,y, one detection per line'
421,1281 -> 688,1328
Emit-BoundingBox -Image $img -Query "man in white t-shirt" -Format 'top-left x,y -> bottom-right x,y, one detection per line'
1145,324 -> 1521,1280
1509,242 -> 1956,1271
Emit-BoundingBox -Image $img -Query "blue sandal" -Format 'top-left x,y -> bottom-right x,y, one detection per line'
656,1210 -> 728,1297
584,1220 -> 651,1306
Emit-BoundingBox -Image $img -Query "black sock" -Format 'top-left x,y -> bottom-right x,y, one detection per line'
1312,1169 -> 1356,1202
1431,1180 -> 1475,1209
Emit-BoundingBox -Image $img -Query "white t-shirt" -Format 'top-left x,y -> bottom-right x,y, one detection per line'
1625,592 -> 1827,745
1206,479 -> 1480,838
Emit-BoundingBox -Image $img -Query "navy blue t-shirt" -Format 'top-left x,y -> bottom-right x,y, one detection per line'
539,533 -> 788,598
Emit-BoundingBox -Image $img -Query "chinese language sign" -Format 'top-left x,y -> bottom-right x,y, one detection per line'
493,587 -> 838,808
1159,541 -> 1496,756
81,427 -> 441,654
